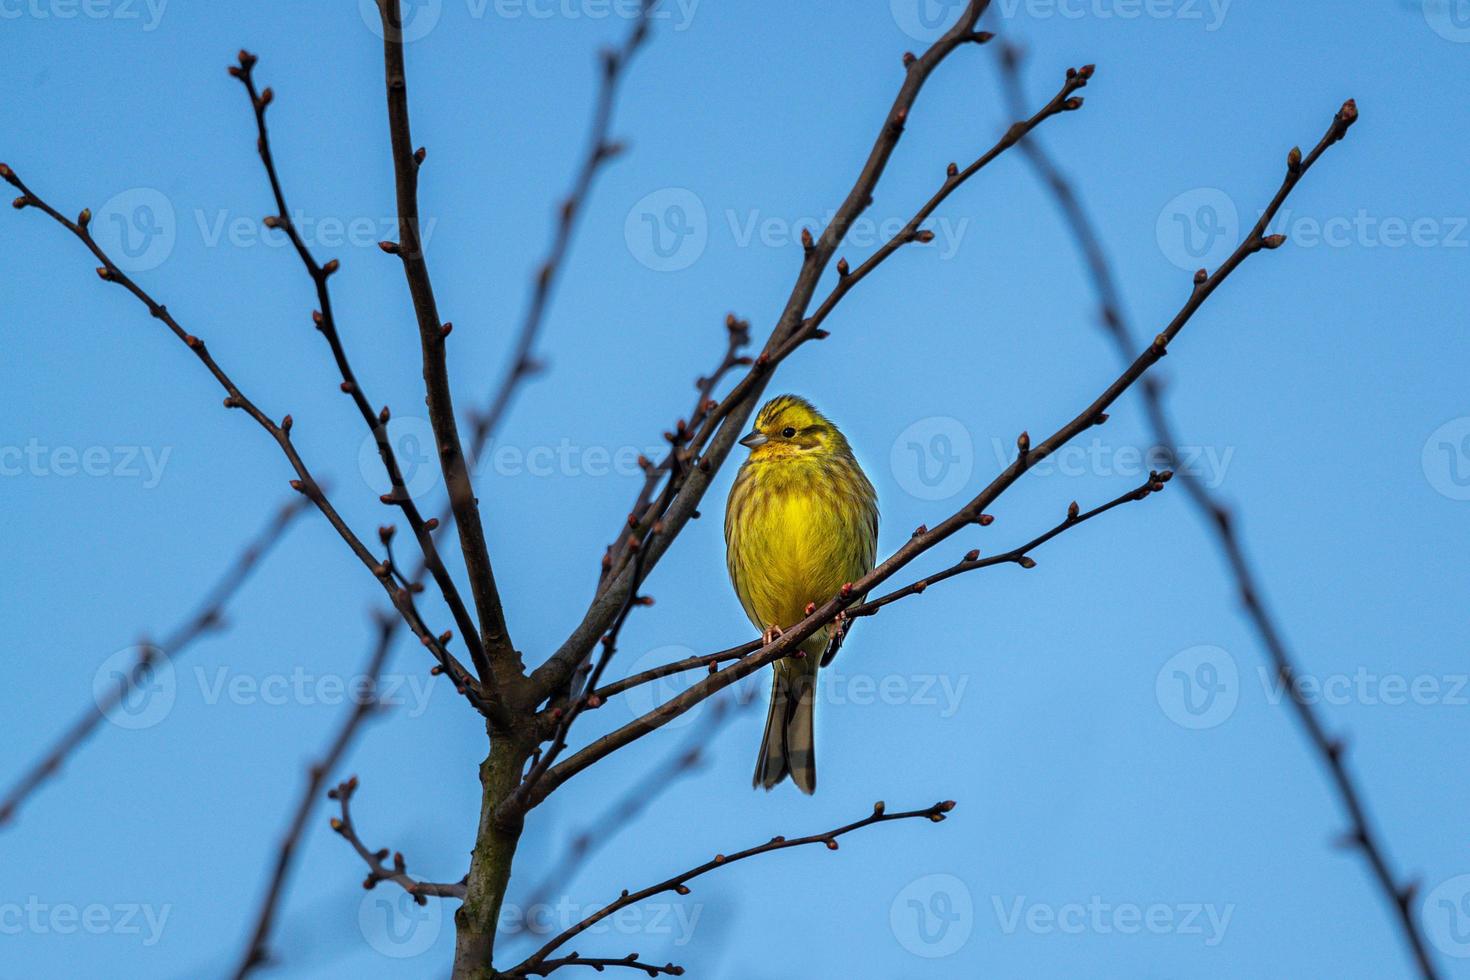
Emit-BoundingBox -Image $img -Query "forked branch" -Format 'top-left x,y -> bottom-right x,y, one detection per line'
509,800 -> 956,977
997,47 -> 1434,980
375,0 -> 523,693
0,497 -> 308,829
1,164 -> 488,714
229,50 -> 495,696
516,97 -> 1360,810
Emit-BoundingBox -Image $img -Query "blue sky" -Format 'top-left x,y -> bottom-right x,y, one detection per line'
3,1 -> 1469,977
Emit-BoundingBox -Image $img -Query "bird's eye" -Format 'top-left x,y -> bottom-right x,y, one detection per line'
781,426 -> 797,438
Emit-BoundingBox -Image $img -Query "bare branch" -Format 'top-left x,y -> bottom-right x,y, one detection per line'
0,497 -> 307,830
468,0 -> 654,461
374,0 -> 522,691
232,614 -> 396,978
591,472 -> 1169,703
507,539 -> 653,818
531,0 -> 1001,701
329,775 -> 468,902
519,953 -> 684,978
592,52 -> 1091,602
997,48 -> 1436,980
518,697 -> 743,916
508,800 -> 957,977
598,313 -> 752,593
228,50 -> 495,697
517,97 -> 1361,808
0,163 -> 487,714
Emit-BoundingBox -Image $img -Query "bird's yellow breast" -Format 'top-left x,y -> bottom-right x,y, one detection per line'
725,453 -> 878,644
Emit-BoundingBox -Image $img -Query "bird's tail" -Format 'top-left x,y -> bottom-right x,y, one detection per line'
753,657 -> 818,794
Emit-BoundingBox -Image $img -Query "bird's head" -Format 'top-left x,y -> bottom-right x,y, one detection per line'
739,394 -> 850,462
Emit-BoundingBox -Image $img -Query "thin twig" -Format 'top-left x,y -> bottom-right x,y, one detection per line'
599,314 -> 752,592
595,32 -> 1088,606
229,50 -> 495,696
519,953 -> 683,978
469,0 -> 654,467
375,0 -> 522,690
591,472 -> 1170,702
508,800 -> 956,977
231,614 -> 397,979
0,497 -> 308,829
532,0 -> 1002,700
998,47 -> 1435,980
517,697 -> 742,917
0,163 -> 488,715
507,537 -> 653,818
329,775 -> 468,902
518,97 -> 1361,809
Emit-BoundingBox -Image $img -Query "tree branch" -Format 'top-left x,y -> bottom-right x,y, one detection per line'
589,471 -> 1168,703
597,313 -> 752,594
517,96 -> 1360,808
0,163 -> 488,715
375,0 -> 523,694
997,47 -> 1436,980
329,775 -> 468,902
231,613 -> 397,979
506,539 -> 652,818
0,497 -> 308,829
468,0 -> 654,462
517,696 -> 742,917
508,800 -> 956,977
229,49 -> 495,695
531,0 -> 1001,701
519,953 -> 683,978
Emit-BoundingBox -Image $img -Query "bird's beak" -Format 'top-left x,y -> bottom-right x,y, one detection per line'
739,430 -> 769,449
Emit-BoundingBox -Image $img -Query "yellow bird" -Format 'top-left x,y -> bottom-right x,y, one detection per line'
725,394 -> 879,793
